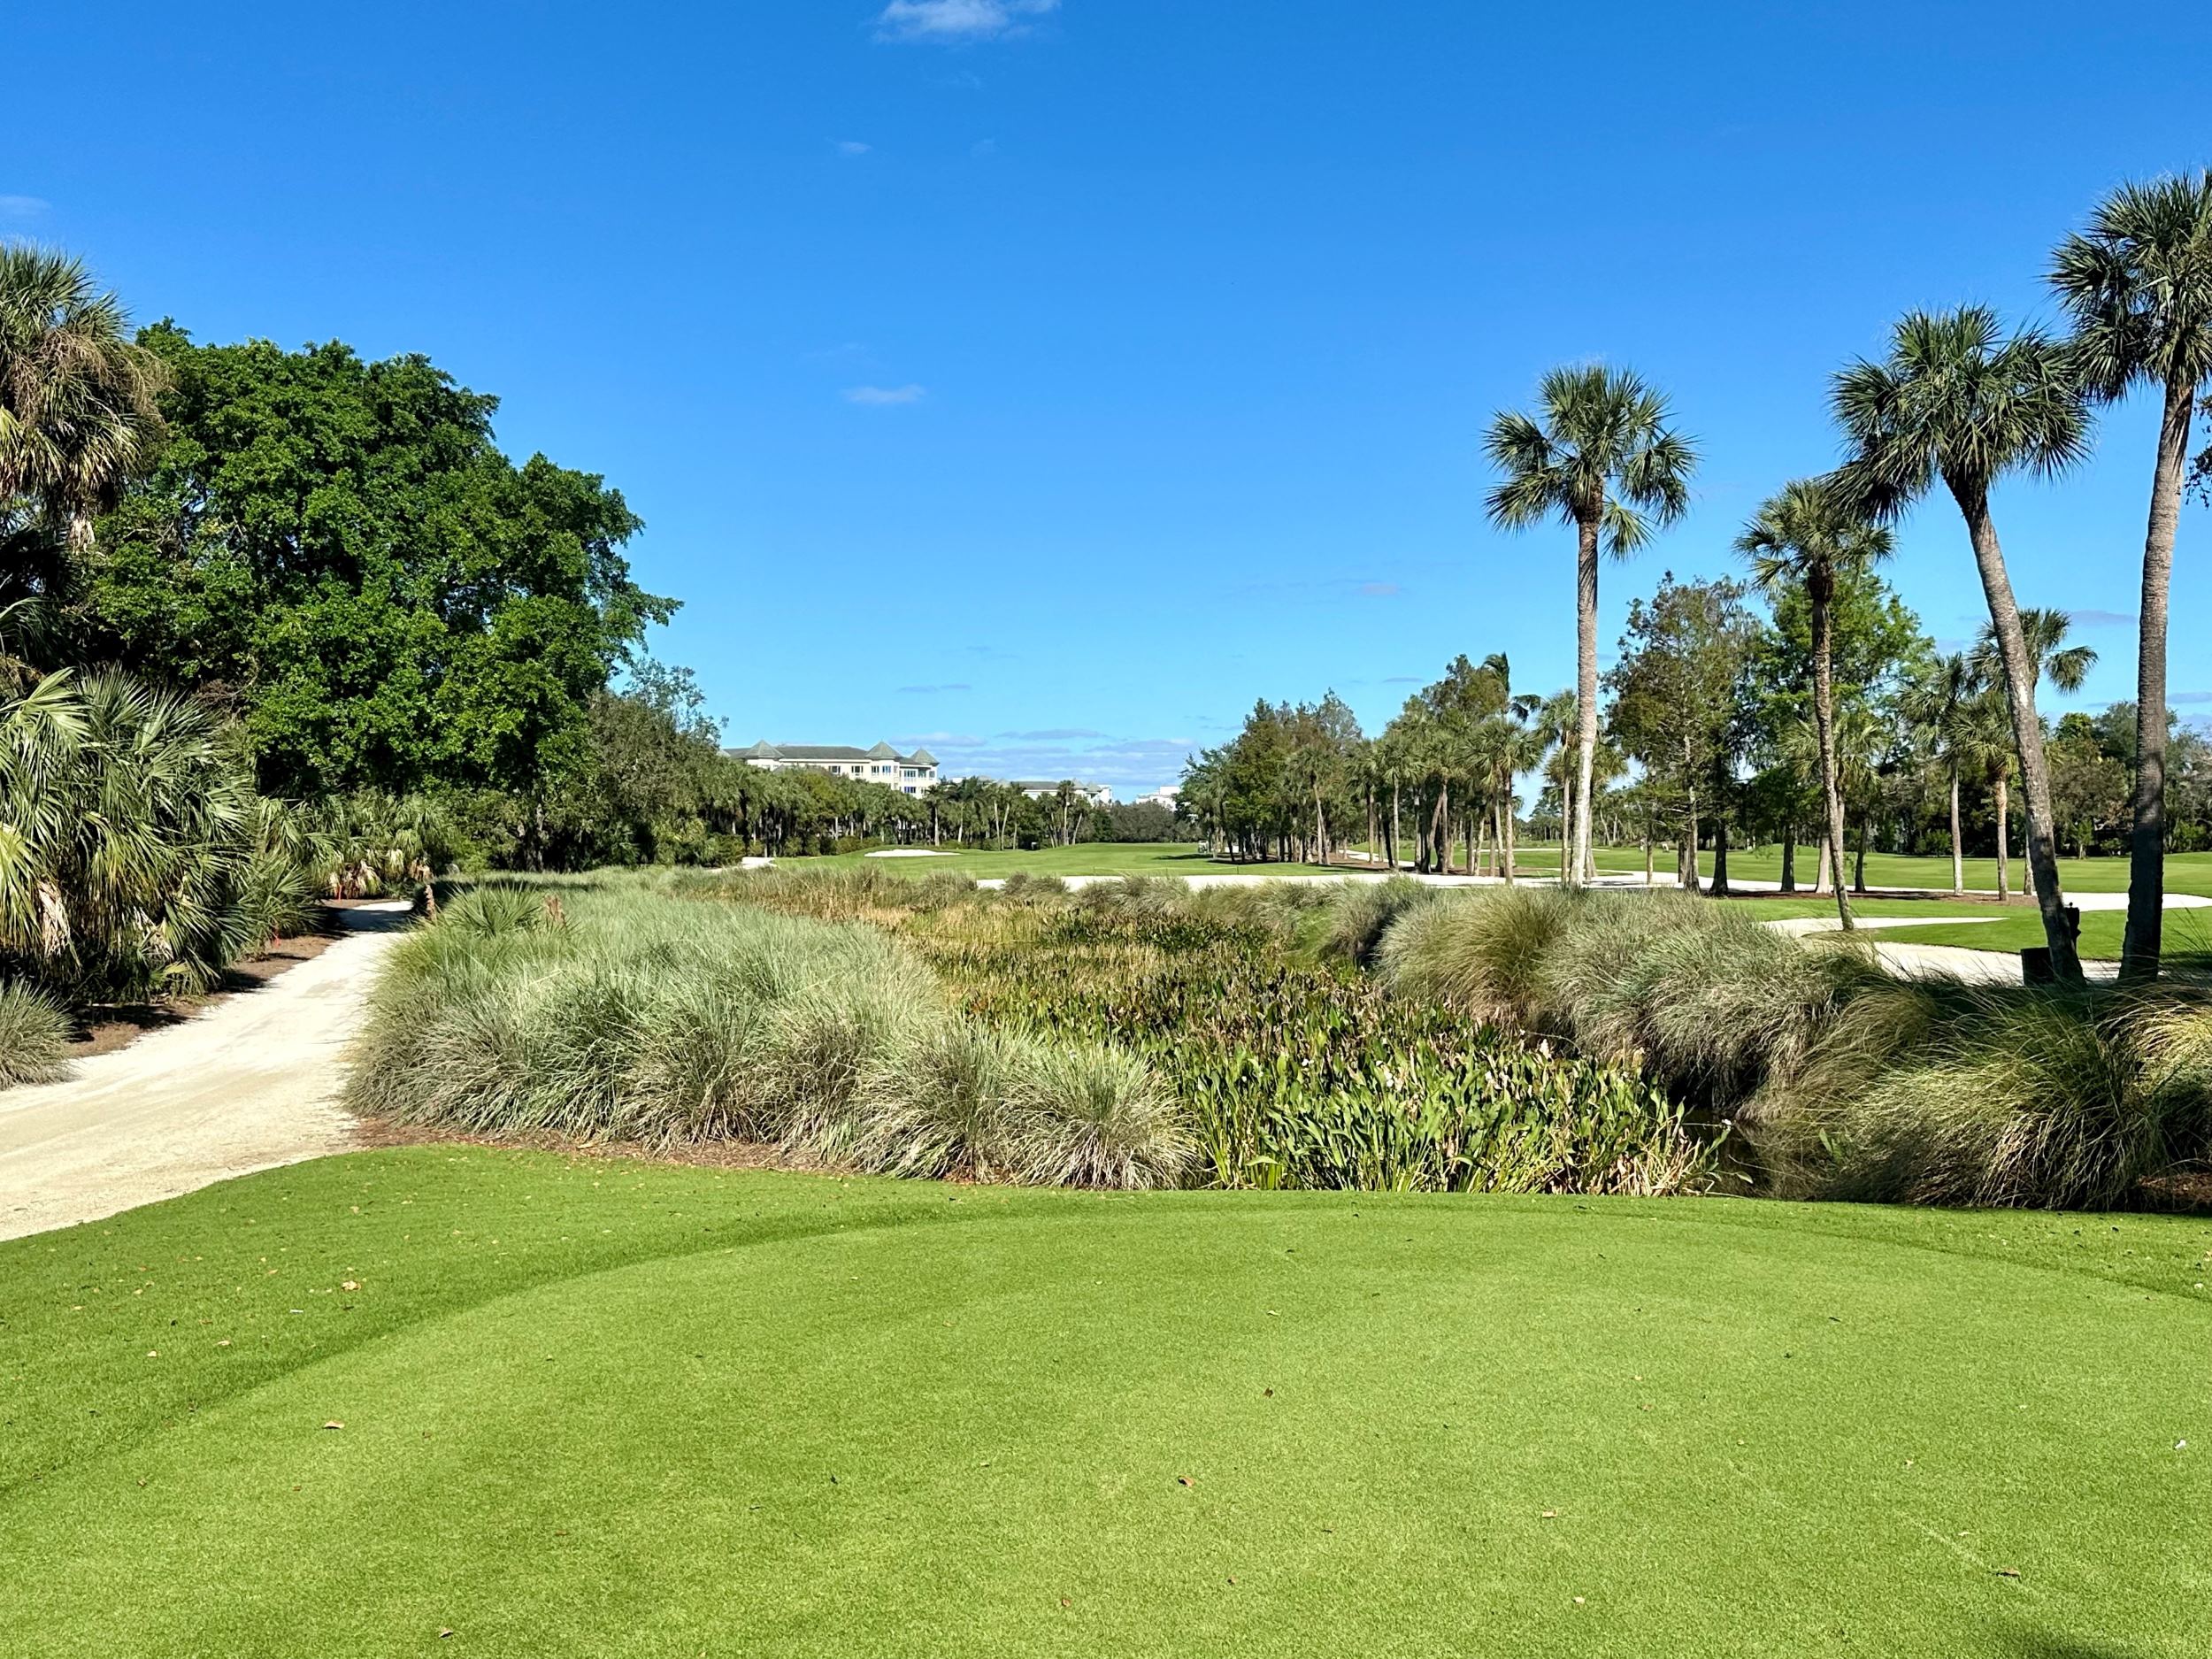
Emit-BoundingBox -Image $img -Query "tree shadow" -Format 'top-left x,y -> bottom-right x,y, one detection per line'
2000,1629 -> 2154,1659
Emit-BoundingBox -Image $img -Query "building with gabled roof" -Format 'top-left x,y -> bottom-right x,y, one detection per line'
729,741 -> 940,795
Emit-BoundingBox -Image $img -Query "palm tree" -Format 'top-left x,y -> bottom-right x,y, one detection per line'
1485,366 -> 1696,890
0,245 -> 165,554
1970,607 -> 2096,902
1832,307 -> 2092,980
1901,653 -> 1989,895
1736,476 -> 1893,930
2050,172 -> 2212,981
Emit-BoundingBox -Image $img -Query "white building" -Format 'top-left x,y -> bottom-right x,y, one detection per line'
1010,780 -> 1114,807
1128,786 -> 1180,810
732,741 -> 940,796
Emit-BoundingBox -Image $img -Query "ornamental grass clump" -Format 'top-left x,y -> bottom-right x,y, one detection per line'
350,875 -> 1190,1190
1318,876 -> 1440,968
0,983 -> 73,1087
1751,979 -> 2212,1210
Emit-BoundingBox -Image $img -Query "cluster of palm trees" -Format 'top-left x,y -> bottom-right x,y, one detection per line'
1486,171 -> 2212,984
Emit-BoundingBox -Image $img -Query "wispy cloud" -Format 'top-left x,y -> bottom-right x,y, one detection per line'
874,0 -> 1057,43
2174,692 -> 2212,705
970,138 -> 999,158
844,383 -> 926,406
0,195 -> 49,219
897,682 -> 972,695
2067,608 -> 2137,628
1382,676 -> 1423,686
834,139 -> 872,157
1358,582 -> 1401,598
998,727 -> 1103,741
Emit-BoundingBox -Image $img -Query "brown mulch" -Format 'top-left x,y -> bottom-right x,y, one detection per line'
65,926 -> 344,1061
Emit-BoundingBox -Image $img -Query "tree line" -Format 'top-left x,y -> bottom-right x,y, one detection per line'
1188,170 -> 2210,985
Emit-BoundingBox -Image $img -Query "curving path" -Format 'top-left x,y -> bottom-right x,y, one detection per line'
0,902 -> 409,1241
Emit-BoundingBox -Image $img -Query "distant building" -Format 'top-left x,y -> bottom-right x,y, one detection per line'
1128,786 -> 1180,810
732,741 -> 939,796
1010,780 -> 1114,807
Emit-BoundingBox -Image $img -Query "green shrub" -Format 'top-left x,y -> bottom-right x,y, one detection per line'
1376,887 -> 1572,1026
0,983 -> 73,1087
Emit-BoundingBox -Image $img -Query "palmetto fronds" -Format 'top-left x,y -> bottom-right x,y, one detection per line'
1829,306 -> 2089,519
0,243 -> 167,547
2051,170 -> 2212,403
1483,365 -> 1696,554
0,669 -> 261,998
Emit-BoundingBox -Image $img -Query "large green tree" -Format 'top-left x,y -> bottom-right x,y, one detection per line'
1832,306 -> 2092,980
79,327 -> 672,802
1484,366 -> 1695,888
2050,171 -> 2212,981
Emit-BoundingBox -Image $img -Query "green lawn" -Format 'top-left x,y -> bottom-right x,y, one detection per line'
6,1149 -> 2207,1655
772,843 -> 1340,879
1507,842 -> 2212,899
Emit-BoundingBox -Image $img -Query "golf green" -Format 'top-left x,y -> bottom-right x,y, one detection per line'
5,1148 -> 2206,1655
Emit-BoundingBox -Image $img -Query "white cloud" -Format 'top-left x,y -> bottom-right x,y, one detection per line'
844,383 -> 927,406
835,140 -> 872,157
874,0 -> 1057,43
0,195 -> 50,219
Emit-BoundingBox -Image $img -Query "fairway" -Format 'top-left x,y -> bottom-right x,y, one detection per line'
1506,843 -> 2212,899
767,843 -> 1340,879
6,1150 -> 2206,1656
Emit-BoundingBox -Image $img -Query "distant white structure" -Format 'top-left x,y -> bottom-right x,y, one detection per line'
1128,786 -> 1180,810
1010,780 -> 1114,807
731,741 -> 939,796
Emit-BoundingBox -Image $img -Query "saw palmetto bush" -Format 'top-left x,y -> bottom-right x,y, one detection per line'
1,667 -> 278,1000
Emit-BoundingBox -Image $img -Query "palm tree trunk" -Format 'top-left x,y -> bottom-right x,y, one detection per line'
1814,835 -> 1831,895
1712,810 -> 1732,895
1680,781 -> 1701,893
1809,571 -> 1854,930
1956,490 -> 2080,980
1948,768 -> 1963,895
2121,373 -> 2193,983
1995,774 -> 2009,900
1502,799 -> 1517,886
1571,513 -> 1601,891
1390,782 -> 1402,871
1779,823 -> 1796,892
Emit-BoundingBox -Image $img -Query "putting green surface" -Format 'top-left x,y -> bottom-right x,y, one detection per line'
5,1149 -> 2207,1656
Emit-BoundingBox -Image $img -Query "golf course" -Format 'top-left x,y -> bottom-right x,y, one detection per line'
4,1148 -> 2206,1656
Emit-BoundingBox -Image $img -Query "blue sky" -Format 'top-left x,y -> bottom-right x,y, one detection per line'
11,1 -> 2211,793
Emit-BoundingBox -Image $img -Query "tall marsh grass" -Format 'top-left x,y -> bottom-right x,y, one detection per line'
1374,887 -> 2212,1208
349,876 -> 1191,1189
0,983 -> 73,1087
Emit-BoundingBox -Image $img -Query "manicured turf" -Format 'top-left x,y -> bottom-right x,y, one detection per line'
1888,907 -> 2212,963
772,843 -> 1339,879
4,1149 -> 2207,1655
1507,842 -> 2212,899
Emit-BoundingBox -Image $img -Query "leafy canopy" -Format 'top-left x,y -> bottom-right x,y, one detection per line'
81,326 -> 673,800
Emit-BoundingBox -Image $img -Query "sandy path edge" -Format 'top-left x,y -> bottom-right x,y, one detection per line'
0,902 -> 411,1242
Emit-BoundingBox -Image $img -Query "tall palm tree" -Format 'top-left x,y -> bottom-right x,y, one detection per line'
1969,607 -> 2096,902
1736,476 -> 1893,930
0,245 -> 165,554
1485,366 -> 1696,890
2050,171 -> 2212,981
1832,307 -> 2092,980
1901,653 -> 1989,895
